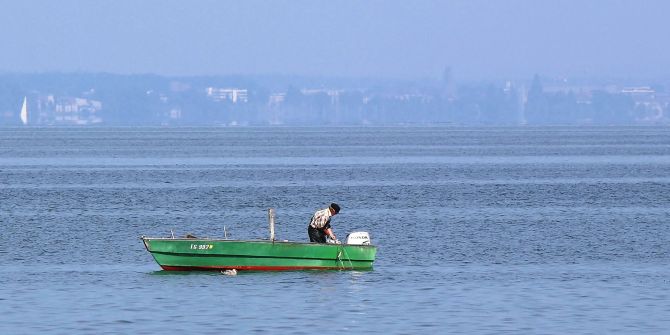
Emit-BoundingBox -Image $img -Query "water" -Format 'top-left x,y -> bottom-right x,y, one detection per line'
1,126 -> 670,334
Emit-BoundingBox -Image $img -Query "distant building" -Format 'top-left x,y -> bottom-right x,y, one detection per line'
53,97 -> 103,125
169,108 -> 182,120
268,93 -> 286,107
301,89 -> 342,105
621,87 -> 655,94
206,87 -> 248,103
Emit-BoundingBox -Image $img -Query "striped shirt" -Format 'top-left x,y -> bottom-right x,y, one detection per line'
309,208 -> 332,229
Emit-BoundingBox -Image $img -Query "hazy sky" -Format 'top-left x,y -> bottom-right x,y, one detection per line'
1,0 -> 669,80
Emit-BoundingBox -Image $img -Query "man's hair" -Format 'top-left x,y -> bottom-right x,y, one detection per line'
330,203 -> 341,214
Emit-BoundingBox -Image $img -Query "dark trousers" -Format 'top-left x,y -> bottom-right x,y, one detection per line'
308,226 -> 326,243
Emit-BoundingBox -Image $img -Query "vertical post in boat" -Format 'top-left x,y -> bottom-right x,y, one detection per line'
268,208 -> 275,241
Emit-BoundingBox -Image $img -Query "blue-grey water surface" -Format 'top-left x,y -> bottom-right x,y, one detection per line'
1,126 -> 670,334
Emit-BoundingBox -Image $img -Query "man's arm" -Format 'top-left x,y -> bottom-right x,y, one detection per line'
323,228 -> 336,241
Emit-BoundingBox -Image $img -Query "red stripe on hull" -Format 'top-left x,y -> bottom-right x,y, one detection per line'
160,265 -> 345,271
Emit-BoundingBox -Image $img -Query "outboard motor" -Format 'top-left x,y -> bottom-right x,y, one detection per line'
346,232 -> 371,245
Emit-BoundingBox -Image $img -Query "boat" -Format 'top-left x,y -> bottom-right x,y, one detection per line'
20,96 -> 28,125
141,209 -> 377,271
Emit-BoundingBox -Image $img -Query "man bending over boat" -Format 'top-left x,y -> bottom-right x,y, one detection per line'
308,203 -> 340,243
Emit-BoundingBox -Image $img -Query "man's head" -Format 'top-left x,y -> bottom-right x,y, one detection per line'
329,203 -> 341,215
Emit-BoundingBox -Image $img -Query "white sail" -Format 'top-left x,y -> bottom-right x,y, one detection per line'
20,96 -> 28,125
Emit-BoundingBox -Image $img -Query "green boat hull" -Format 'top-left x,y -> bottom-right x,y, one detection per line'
141,237 -> 377,271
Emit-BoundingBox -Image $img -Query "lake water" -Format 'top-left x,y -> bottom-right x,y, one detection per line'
1,126 -> 670,334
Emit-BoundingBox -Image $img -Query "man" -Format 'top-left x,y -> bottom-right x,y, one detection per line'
308,203 -> 340,243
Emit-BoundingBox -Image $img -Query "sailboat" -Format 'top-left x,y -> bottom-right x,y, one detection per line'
20,96 -> 28,125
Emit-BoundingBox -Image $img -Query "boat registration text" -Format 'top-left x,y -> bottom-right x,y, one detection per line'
190,244 -> 214,250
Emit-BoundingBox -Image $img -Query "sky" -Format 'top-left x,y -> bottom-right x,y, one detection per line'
1,0 -> 669,80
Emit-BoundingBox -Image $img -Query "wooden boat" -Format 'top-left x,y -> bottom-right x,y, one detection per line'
141,209 -> 377,271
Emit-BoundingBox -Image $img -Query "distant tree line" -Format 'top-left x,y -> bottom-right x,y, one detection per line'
0,73 -> 666,125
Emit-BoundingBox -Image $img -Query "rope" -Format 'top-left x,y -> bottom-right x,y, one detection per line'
336,245 -> 354,270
